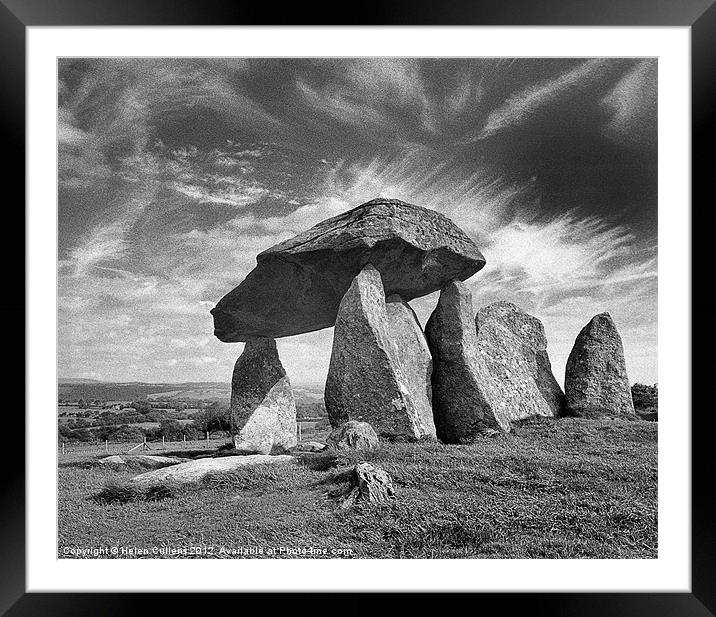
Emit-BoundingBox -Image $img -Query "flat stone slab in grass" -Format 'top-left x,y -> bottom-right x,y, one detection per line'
98,454 -> 185,468
130,455 -> 295,486
211,198 -> 486,341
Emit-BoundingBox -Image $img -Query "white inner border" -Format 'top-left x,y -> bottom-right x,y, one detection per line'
27,26 -> 691,592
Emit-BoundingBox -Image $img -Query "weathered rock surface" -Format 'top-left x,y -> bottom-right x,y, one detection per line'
326,420 -> 380,452
211,198 -> 486,341
231,338 -> 297,454
564,313 -> 635,416
98,454 -> 184,468
474,301 -> 565,420
130,455 -> 295,486
425,281 -> 509,442
341,462 -> 395,508
324,265 -> 436,441
385,293 -> 434,429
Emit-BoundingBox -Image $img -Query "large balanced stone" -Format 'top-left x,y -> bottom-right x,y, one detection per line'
564,313 -> 635,416
425,281 -> 510,442
474,301 -> 565,420
231,338 -> 297,454
324,265 -> 436,441
211,198 -> 486,341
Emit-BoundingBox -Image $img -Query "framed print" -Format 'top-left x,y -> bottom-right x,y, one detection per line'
6,0 -> 714,614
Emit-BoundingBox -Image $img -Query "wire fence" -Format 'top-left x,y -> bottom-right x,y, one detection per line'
58,421 -> 330,459
58,435 -> 231,458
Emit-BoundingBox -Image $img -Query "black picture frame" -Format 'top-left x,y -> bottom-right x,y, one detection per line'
4,0 -> 712,614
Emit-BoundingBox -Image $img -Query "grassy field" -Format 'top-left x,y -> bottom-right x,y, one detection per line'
58,416 -> 657,559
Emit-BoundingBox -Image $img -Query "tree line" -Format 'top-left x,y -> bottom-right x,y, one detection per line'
59,397 -> 328,443
58,401 -> 232,443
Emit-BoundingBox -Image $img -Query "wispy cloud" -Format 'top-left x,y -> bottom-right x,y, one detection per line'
476,59 -> 618,139
57,58 -> 657,385
58,59 -> 285,189
296,59 -> 441,141
602,59 -> 657,150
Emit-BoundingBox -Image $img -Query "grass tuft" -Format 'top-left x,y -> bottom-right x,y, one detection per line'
93,480 -> 187,504
386,520 -> 496,557
201,466 -> 285,491
93,481 -> 145,504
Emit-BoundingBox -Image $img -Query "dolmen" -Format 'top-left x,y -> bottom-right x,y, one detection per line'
211,196 -> 592,449
212,198 -> 487,446
564,313 -> 635,416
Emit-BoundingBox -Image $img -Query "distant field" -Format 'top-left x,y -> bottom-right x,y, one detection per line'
146,389 -> 229,401
58,416 -> 656,559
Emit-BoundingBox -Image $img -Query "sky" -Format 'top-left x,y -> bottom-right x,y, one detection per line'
58,57 -> 657,388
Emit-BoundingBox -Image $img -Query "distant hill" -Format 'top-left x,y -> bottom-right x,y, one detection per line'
58,377 -> 102,384
58,380 -> 230,403
58,380 -> 324,405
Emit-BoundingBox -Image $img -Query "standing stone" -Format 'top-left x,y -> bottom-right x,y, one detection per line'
385,294 -> 434,428
425,281 -> 509,443
564,313 -> 635,416
474,301 -> 565,420
231,338 -> 297,454
325,265 -> 436,441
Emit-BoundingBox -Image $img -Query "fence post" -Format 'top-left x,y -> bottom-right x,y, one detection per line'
206,431 -> 209,448
162,435 -> 165,449
298,422 -> 302,442
61,442 -> 65,455
105,439 -> 108,453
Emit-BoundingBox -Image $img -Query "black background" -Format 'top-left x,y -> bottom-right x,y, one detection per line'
2,0 -> 713,615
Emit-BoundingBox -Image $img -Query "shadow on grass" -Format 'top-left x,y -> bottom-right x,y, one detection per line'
92,480 -> 190,504
59,461 -> 100,470
162,443 -> 291,459
296,446 -> 392,472
297,451 -> 350,472
158,448 -> 219,458
61,456 -> 190,472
